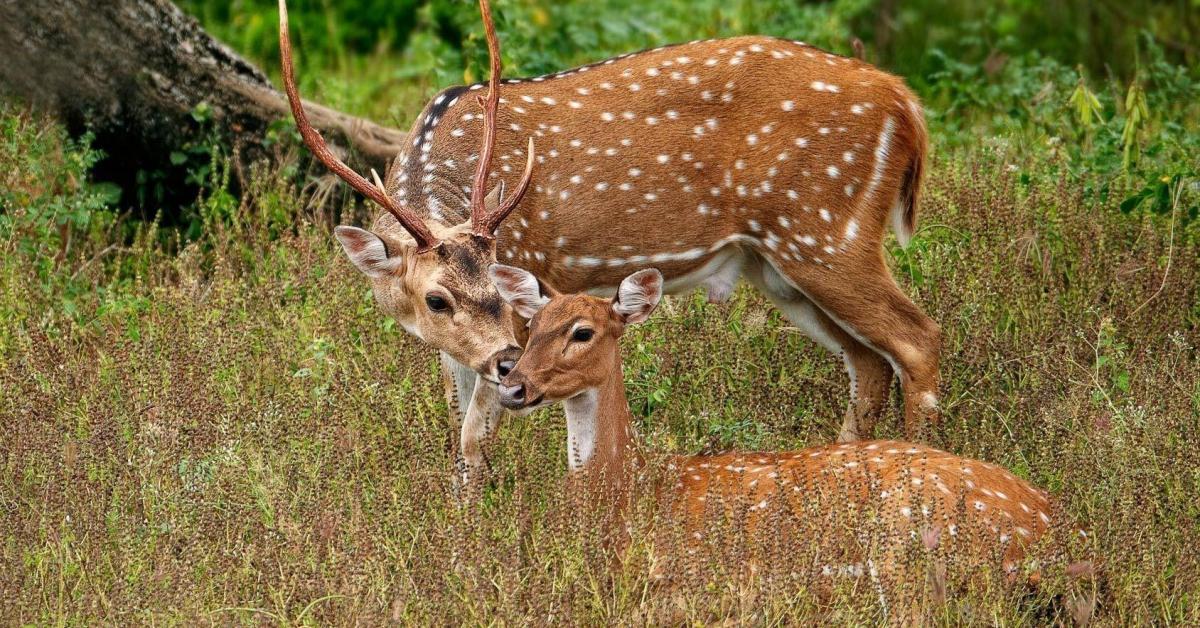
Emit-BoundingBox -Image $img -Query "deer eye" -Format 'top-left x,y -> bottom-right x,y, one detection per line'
571,327 -> 595,342
425,295 -> 450,313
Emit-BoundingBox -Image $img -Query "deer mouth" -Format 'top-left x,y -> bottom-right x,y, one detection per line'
504,394 -> 543,411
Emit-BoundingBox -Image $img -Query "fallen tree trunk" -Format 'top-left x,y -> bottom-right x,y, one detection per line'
0,0 -> 406,174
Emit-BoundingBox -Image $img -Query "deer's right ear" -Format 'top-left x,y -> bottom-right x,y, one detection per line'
335,225 -> 405,278
612,268 -> 664,324
488,264 -> 551,319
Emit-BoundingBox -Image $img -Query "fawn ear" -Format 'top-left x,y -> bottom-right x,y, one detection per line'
612,268 -> 663,324
335,226 -> 405,278
488,264 -> 554,319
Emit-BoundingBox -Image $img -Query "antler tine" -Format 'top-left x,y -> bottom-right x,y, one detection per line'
278,0 -> 439,252
468,0 -> 503,230
470,0 -> 535,238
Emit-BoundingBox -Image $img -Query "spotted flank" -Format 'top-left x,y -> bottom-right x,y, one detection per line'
387,35 -> 926,284
672,440 -> 1060,573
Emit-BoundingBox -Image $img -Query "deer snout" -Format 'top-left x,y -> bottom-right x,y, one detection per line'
498,360 -> 543,409
497,379 -> 527,409
486,346 -> 522,381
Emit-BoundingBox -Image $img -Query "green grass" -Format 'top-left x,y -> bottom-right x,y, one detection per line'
3,0 -> 1200,621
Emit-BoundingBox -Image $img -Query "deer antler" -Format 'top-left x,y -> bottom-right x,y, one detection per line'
470,0 -> 536,239
278,0 -> 439,252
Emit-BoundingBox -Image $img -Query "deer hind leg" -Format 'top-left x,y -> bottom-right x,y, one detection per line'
747,257 -> 894,441
839,339 -> 895,442
764,253 -> 941,440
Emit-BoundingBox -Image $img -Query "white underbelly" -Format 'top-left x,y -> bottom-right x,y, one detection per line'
585,244 -> 748,304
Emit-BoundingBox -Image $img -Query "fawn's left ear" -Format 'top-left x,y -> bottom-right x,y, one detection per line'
488,264 -> 555,319
612,268 -> 663,324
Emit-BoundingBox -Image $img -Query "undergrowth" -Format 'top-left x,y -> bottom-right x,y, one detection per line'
1,93 -> 1198,622
2,2 -> 1200,623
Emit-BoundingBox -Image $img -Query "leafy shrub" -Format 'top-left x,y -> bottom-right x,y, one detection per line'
0,106 -> 120,319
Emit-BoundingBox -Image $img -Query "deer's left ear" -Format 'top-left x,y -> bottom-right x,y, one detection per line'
612,269 -> 663,324
488,264 -> 554,319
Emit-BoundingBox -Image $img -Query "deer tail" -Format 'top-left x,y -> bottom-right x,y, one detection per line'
890,97 -> 927,248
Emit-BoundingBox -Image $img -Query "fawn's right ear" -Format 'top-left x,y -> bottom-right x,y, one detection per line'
612,268 -> 664,324
335,226 -> 406,278
488,264 -> 554,319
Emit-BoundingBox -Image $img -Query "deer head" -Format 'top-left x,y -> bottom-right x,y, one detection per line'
279,0 -> 533,379
489,264 -> 662,409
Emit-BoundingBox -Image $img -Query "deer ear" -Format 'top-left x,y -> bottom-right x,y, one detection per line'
472,185 -> 506,235
484,182 -> 504,209
612,268 -> 663,324
335,225 -> 405,278
488,264 -> 552,319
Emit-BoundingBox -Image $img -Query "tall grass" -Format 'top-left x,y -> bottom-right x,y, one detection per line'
2,0 -> 1199,622
1,94 -> 1197,621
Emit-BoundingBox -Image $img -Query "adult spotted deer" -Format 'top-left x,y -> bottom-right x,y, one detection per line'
490,264 -> 1090,601
281,0 -> 940,484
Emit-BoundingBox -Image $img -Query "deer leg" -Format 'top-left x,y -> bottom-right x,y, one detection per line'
459,376 -> 504,489
441,352 -> 478,487
440,352 -> 477,429
840,340 -> 894,441
772,254 -> 941,439
749,260 -> 894,440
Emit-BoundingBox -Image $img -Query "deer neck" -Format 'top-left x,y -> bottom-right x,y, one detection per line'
562,366 -> 641,489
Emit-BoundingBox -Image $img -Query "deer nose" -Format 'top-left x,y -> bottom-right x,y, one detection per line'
488,346 -> 522,380
498,382 -> 526,408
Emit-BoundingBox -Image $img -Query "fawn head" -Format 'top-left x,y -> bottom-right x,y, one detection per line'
280,0 -> 533,379
489,265 -> 663,409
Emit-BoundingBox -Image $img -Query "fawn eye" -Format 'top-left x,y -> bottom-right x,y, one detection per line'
425,295 -> 450,313
571,328 -> 595,342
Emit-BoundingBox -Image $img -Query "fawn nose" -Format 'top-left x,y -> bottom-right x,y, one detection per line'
498,381 -> 526,409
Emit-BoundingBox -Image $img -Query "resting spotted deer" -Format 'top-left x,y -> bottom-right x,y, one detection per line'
490,264 -> 1091,601
280,0 -> 940,485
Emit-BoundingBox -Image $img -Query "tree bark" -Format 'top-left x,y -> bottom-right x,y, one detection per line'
0,0 -> 406,173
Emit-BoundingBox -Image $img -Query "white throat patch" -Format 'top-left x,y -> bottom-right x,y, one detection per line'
563,388 -> 599,470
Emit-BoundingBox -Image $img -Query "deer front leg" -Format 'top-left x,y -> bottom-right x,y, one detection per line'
458,375 -> 505,490
440,352 -> 477,430
441,352 -> 477,477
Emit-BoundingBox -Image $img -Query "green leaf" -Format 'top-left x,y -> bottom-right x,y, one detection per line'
1119,190 -> 1148,213
191,102 -> 212,123
90,181 -> 123,205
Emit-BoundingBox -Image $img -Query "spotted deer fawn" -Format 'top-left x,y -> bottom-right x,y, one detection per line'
491,265 -> 1086,596
281,0 -> 939,485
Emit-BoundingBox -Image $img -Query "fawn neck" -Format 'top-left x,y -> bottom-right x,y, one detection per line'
563,361 -> 641,492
